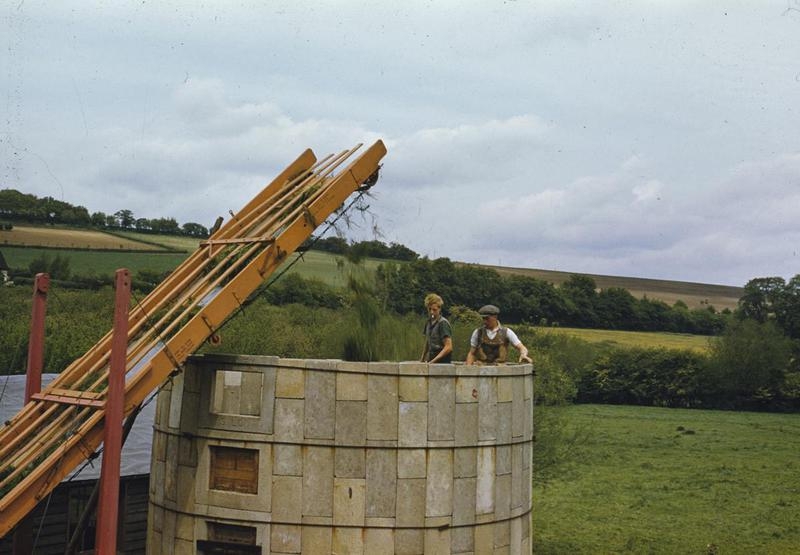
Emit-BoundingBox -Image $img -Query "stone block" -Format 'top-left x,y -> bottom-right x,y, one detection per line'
274,444 -> 302,476
175,514 -> 193,541
303,446 -> 334,517
398,449 -> 427,479
398,402 -> 427,447
173,538 -> 193,555
150,459 -> 165,500
512,444 -> 524,510
453,477 -> 477,525
510,516 -> 523,555
498,402 -> 512,444
337,372 -> 368,400
497,375 -> 513,403
271,524 -> 301,554
455,376 -> 479,403
497,445 -> 512,476
178,436 -> 197,468
367,375 -> 399,441
451,526 -> 474,553
176,465 -> 197,511
240,371 -> 264,416
426,449 -> 453,517
165,439 -> 178,500
301,526 -> 331,554
428,378 -> 455,441
153,430 -> 167,462
454,446 -> 477,479
161,510 -> 176,551
368,361 -> 400,375
495,473 -> 512,520
494,520 -> 511,549
333,478 -> 366,526
476,447 -> 495,515
425,528 -> 451,555
332,527 -> 364,554
399,376 -> 428,402
168,373 -> 185,428
474,522 -> 494,554
275,398 -> 304,443
398,361 -> 429,376
364,528 -> 395,555
396,478 -> 426,527
335,447 -> 366,478
455,403 -> 478,445
272,475 -> 302,522
395,528 -> 424,555
276,367 -> 305,399
304,371 -> 335,439
512,383 -> 524,438
335,400 -> 367,476
179,391 -> 200,434
366,449 -> 397,517
478,377 -> 498,441
151,504 -> 164,533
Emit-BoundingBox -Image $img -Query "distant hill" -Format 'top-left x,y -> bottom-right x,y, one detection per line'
480,264 -> 742,311
0,224 -> 743,311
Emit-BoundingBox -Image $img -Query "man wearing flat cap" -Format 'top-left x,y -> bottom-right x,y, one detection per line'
466,304 -> 532,365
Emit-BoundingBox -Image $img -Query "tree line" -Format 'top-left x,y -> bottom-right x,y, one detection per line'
0,189 -> 209,237
374,257 -> 729,335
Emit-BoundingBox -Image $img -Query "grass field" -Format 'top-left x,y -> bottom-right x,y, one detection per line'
533,404 -> 800,554
538,326 -> 713,352
0,225 -> 166,250
1,246 -> 188,276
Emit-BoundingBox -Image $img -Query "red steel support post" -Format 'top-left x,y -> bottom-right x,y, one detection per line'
13,272 -> 50,555
95,269 -> 130,555
24,272 -> 49,402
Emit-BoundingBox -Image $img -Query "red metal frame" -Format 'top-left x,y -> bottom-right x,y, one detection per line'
13,273 -> 49,555
24,273 -> 49,402
95,269 -> 131,555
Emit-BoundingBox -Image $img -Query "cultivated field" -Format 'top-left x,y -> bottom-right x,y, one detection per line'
537,326 -> 712,352
533,404 -> 800,553
0,225 -> 167,250
109,231 -> 200,252
485,264 -> 743,311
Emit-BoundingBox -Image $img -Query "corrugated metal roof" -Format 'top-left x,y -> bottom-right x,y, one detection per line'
0,374 -> 155,480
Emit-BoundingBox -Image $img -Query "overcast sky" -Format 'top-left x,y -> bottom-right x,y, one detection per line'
3,2 -> 799,286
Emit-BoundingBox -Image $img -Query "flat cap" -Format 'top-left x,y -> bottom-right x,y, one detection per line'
478,304 -> 500,316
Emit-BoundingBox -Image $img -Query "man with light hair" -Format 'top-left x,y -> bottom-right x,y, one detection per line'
466,304 -> 532,365
421,293 -> 453,363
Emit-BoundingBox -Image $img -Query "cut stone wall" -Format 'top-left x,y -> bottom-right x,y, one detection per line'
148,354 -> 533,554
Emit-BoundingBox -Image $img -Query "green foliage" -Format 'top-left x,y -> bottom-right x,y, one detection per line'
704,319 -> 795,408
579,347 -> 708,408
28,253 -> 72,280
0,286 -> 113,374
738,274 -> 800,340
263,273 -> 343,309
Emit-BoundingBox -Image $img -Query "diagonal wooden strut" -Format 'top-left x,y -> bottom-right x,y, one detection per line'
0,140 -> 387,537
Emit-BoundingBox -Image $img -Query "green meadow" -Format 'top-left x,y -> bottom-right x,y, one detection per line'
1,246 -> 188,276
539,326 -> 713,353
533,404 -> 800,554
